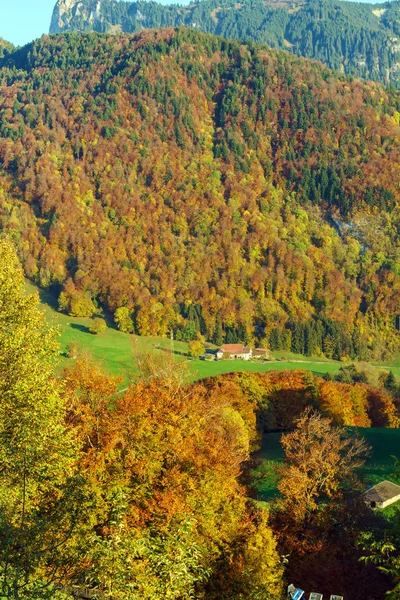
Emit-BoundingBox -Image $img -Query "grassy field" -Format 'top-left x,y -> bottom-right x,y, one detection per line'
254,428 -> 400,504
27,281 -> 400,385
189,357 -> 342,380
372,354 -> 400,380
27,282 -> 345,382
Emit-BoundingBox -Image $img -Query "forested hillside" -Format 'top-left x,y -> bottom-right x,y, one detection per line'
50,0 -> 400,85
1,29 -> 400,358
0,38 -> 14,58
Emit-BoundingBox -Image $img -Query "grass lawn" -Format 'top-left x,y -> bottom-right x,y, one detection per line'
271,350 -> 339,363
254,428 -> 400,504
26,282 -> 136,382
253,432 -> 283,502
189,357 -> 341,381
372,354 -> 400,381
373,353 -> 400,369
355,428 -> 400,486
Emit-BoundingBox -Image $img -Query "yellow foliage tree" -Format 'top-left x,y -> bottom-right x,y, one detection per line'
0,239 -> 78,598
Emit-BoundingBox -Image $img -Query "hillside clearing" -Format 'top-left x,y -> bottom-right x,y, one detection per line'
26,281 -> 400,384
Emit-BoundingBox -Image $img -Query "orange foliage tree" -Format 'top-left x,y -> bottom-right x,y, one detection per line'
60,357 -> 283,599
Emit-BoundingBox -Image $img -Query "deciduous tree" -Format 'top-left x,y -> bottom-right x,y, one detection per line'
276,408 -> 369,524
114,306 -> 134,333
0,239 -> 78,598
89,317 -> 107,334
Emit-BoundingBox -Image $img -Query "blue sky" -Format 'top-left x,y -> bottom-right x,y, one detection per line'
0,0 -> 57,46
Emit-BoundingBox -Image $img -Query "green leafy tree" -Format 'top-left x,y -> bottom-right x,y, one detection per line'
188,335 -> 206,358
58,280 -> 96,318
213,314 -> 224,346
0,240 -> 78,598
66,340 -> 78,359
114,306 -> 134,333
361,530 -> 400,600
385,370 -> 397,393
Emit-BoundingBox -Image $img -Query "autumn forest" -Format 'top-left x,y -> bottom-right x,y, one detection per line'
0,17 -> 400,600
0,29 -> 400,359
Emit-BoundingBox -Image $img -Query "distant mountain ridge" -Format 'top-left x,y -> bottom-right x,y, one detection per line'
50,0 -> 400,85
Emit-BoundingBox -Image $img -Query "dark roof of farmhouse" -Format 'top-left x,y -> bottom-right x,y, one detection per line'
364,480 -> 400,503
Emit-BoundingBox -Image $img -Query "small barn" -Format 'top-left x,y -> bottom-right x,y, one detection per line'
364,480 -> 400,509
252,347 -> 271,359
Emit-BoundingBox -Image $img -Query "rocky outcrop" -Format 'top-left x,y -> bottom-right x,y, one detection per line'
50,0 -> 104,34
51,0 -> 79,33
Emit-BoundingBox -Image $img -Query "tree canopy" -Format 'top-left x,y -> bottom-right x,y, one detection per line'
0,30 -> 399,358
0,239 -> 78,599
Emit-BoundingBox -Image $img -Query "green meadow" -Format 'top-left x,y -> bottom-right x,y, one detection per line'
372,353 -> 400,382
27,281 -> 400,385
188,356 -> 342,381
26,282 -> 344,382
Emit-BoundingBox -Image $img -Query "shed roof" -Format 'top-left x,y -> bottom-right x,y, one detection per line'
364,480 -> 400,503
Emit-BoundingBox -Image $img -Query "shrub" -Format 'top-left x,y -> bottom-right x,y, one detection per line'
66,341 -> 78,359
89,317 -> 107,334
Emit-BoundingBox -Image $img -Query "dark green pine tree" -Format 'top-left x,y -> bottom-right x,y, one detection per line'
385,371 -> 397,394
213,314 -> 224,346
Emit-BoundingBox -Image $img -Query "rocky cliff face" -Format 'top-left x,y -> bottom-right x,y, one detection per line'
50,0 -> 105,34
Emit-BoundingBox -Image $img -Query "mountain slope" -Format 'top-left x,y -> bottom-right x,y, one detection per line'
0,29 -> 400,358
50,0 -> 400,85
0,38 -> 14,57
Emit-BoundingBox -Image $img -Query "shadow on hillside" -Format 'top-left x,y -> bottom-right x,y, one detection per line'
70,323 -> 90,334
30,284 -> 60,311
155,345 -> 189,358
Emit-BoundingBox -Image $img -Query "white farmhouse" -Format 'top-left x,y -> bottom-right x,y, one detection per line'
216,344 -> 252,360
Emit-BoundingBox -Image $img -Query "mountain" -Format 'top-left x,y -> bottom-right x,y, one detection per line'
49,0 -> 400,85
0,29 -> 400,358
